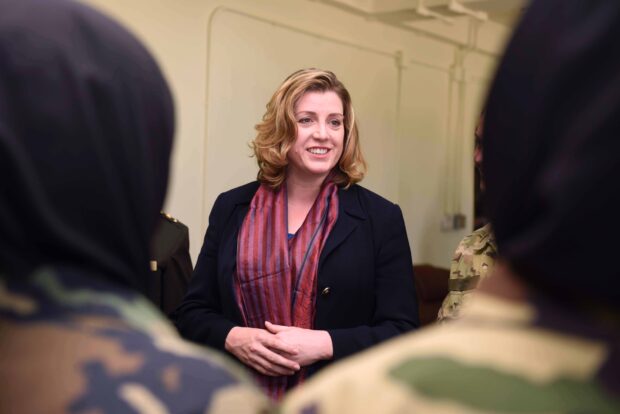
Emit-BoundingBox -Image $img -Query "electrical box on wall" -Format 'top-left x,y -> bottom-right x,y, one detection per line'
440,213 -> 467,231
453,213 -> 466,229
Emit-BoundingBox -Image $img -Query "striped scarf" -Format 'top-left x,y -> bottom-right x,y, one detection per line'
234,180 -> 339,400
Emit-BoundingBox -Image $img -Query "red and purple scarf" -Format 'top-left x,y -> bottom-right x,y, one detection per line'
234,179 -> 339,400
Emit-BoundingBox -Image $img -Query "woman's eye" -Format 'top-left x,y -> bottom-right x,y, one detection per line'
330,119 -> 343,127
298,117 -> 312,124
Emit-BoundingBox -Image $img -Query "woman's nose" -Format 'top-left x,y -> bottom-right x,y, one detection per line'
313,123 -> 328,139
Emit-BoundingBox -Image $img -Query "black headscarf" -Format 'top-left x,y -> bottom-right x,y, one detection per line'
0,0 -> 174,292
484,0 -> 620,310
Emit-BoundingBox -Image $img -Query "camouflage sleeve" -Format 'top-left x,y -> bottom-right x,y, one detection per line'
437,225 -> 496,323
283,295 -> 620,414
437,238 -> 473,323
0,271 -> 273,414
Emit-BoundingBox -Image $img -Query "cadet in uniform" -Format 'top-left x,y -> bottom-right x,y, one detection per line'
437,223 -> 496,322
0,1 -> 270,412
437,114 -> 497,323
281,1 -> 620,412
148,212 -> 193,317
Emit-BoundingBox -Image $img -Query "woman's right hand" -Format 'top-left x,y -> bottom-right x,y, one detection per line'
224,326 -> 301,376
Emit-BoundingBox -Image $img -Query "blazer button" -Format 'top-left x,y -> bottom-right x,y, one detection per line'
321,287 -> 331,296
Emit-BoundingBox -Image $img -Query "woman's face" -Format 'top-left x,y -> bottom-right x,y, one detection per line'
287,90 -> 345,183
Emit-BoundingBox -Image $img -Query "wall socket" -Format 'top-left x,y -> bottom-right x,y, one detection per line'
453,213 -> 466,229
440,213 -> 467,231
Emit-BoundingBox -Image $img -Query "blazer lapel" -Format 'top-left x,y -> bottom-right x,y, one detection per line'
319,186 -> 366,265
220,184 -> 258,290
222,183 -> 365,274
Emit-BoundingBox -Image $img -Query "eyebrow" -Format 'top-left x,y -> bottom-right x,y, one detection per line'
295,111 -> 344,117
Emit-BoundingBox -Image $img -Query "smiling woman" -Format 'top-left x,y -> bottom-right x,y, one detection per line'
174,68 -> 419,400
288,91 -> 344,192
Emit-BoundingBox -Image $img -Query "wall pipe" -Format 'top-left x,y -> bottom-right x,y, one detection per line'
202,6 -> 401,229
202,4 -> 497,232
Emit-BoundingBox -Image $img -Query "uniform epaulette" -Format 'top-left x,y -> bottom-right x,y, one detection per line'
160,211 -> 178,223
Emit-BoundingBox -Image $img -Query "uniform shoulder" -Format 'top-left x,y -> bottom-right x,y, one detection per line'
159,211 -> 188,230
154,212 -> 189,260
160,211 -> 179,223
459,223 -> 495,252
470,223 -> 492,239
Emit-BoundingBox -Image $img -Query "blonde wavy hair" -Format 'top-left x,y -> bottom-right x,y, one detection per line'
251,68 -> 366,189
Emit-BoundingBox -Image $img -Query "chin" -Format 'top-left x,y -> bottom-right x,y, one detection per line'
307,166 -> 335,176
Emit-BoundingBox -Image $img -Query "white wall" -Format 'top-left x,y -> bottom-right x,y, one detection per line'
83,0 -> 512,267
205,9 -> 400,220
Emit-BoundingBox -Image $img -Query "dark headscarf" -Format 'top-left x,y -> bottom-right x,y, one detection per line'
0,0 -> 174,292
484,0 -> 620,310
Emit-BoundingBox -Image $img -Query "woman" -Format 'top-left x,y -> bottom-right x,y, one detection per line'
175,69 -> 419,399
0,0 -> 268,412
282,2 -> 620,412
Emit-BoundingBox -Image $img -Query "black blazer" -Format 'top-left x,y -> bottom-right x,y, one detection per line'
175,182 -> 419,374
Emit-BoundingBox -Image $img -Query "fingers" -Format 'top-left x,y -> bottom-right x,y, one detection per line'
265,321 -> 286,333
251,357 -> 293,376
225,326 -> 302,376
250,345 -> 299,376
264,322 -> 299,355
265,335 -> 299,356
261,345 -> 300,371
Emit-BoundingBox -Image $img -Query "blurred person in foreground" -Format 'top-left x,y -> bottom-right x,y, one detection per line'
175,68 -> 418,400
437,113 -> 497,323
282,1 -> 620,412
0,0 -> 269,412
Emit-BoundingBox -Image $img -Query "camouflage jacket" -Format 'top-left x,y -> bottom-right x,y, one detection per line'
437,224 -> 497,322
282,293 -> 620,414
0,268 -> 271,414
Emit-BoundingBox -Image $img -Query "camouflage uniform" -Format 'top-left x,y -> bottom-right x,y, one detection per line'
282,293 -> 620,414
437,224 -> 497,322
0,268 -> 271,414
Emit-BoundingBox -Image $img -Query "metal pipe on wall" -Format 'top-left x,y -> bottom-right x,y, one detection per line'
201,4 -> 496,234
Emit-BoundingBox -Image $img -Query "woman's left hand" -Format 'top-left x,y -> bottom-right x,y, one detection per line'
265,321 -> 333,367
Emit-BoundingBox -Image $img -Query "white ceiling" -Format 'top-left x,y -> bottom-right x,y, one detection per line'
316,0 -> 528,27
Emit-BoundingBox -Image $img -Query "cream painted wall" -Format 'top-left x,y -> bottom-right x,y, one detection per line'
82,0 -> 512,267
205,9 -> 400,223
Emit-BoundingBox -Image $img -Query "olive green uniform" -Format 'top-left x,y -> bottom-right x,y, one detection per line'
282,293 -> 620,414
0,269 -> 271,414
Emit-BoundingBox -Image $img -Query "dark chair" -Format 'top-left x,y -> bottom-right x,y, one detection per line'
413,264 -> 449,326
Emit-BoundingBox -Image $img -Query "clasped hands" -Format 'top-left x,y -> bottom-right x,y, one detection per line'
224,321 -> 333,376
